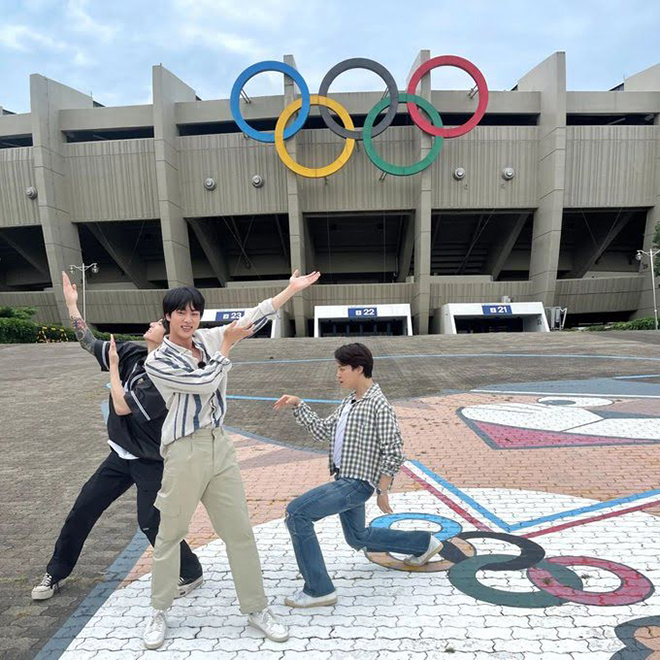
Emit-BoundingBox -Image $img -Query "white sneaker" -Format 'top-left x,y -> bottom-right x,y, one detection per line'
284,589 -> 338,608
31,573 -> 64,601
404,536 -> 443,567
143,609 -> 168,650
247,607 -> 289,642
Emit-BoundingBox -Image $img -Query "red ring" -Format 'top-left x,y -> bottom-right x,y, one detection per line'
406,55 -> 488,138
527,556 -> 655,607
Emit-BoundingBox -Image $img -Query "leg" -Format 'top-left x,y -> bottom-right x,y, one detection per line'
285,478 -> 373,597
151,436 -> 207,611
46,453 -> 132,581
200,432 -> 267,614
131,459 -> 202,581
340,502 -> 431,556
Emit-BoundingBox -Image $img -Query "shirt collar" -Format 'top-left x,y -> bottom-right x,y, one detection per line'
163,335 -> 205,357
351,382 -> 380,402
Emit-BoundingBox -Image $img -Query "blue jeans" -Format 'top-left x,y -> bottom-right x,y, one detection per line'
285,478 -> 431,597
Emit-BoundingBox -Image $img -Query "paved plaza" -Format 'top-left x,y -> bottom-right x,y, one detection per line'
2,332 -> 660,659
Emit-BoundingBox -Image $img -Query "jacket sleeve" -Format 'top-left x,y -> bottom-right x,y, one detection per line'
293,401 -> 341,444
375,402 -> 406,477
145,351 -> 232,395
124,379 -> 167,422
198,298 -> 277,353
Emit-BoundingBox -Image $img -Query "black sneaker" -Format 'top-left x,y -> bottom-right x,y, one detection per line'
176,573 -> 203,598
31,573 -> 64,601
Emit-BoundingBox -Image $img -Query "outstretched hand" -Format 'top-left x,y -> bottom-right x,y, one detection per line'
109,334 -> 119,369
62,271 -> 78,307
223,320 -> 255,349
288,269 -> 321,293
273,394 -> 302,410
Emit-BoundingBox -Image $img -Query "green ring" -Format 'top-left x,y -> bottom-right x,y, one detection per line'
363,92 -> 444,176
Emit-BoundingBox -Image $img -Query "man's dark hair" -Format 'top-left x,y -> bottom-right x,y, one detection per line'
334,343 -> 374,378
162,286 -> 206,320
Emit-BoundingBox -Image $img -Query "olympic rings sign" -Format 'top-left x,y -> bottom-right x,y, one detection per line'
230,56 -> 489,179
366,513 -> 655,609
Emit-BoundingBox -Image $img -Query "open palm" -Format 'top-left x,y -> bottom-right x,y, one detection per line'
289,269 -> 321,293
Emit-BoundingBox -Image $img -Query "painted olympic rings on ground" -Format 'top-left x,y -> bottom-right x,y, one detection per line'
230,55 -> 488,178
365,518 -> 655,608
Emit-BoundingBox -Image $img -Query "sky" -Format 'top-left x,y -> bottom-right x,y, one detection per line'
0,0 -> 658,114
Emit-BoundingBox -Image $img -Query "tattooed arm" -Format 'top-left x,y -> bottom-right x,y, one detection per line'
62,271 -> 101,356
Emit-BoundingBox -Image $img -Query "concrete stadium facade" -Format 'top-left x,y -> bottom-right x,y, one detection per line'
0,51 -> 659,336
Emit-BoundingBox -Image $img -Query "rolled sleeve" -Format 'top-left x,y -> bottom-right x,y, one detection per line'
376,403 -> 405,477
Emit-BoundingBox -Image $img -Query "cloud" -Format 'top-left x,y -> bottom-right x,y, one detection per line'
0,24 -> 68,53
179,24 -> 265,58
66,0 -> 117,42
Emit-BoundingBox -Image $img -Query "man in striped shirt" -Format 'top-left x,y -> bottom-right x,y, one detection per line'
274,343 -> 443,608
142,270 -> 320,649
32,272 -> 203,602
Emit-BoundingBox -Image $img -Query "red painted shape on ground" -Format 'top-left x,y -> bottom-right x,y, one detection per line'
401,465 -> 492,532
527,555 -> 655,606
473,420 -> 657,449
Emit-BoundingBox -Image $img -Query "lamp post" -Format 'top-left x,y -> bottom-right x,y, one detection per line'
636,249 -> 659,330
68,262 -> 99,320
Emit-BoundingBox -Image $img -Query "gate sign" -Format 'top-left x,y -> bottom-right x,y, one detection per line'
482,305 -> 512,316
349,307 -> 378,318
215,310 -> 246,322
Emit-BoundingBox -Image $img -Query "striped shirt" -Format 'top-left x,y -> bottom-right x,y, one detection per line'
145,298 -> 276,447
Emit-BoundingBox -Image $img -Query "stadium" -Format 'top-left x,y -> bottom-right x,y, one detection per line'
0,50 -> 658,337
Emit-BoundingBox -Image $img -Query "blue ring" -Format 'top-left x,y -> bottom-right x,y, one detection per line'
230,61 -> 310,143
370,512 -> 462,542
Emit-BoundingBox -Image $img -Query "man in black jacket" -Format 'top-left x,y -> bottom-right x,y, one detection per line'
31,272 -> 202,600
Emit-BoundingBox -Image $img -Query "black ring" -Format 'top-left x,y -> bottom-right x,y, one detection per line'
318,58 -> 399,141
457,532 -> 546,571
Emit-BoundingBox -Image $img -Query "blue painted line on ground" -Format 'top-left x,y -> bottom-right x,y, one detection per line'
411,459 -> 660,533
410,460 -> 512,531
233,353 -> 660,366
472,377 -> 660,398
34,529 -> 148,660
227,394 -> 342,404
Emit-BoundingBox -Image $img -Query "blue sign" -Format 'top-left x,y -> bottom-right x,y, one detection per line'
482,304 -> 512,316
349,307 -> 378,318
215,310 -> 245,322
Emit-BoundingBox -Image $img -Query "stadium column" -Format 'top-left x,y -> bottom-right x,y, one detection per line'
625,66 -> 660,319
408,50 -> 433,334
283,54 -> 309,337
153,65 -> 195,288
29,75 -> 92,324
518,53 -> 567,308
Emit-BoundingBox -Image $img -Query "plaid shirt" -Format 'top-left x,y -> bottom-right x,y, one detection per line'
293,383 -> 405,486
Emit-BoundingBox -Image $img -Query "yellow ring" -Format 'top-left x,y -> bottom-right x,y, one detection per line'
274,94 -> 355,178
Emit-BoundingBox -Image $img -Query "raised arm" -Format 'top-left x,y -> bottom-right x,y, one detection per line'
271,269 -> 321,312
62,271 -> 102,356
108,335 -> 131,415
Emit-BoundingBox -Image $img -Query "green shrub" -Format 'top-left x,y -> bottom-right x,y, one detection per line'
583,317 -> 656,331
0,318 -> 38,343
0,306 -> 37,320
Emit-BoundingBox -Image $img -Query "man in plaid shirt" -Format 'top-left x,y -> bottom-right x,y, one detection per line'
274,343 -> 443,607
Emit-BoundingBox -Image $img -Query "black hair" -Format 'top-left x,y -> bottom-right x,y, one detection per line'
334,343 -> 374,378
162,286 -> 206,321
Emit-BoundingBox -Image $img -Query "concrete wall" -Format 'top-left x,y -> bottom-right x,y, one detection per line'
0,56 -> 658,332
